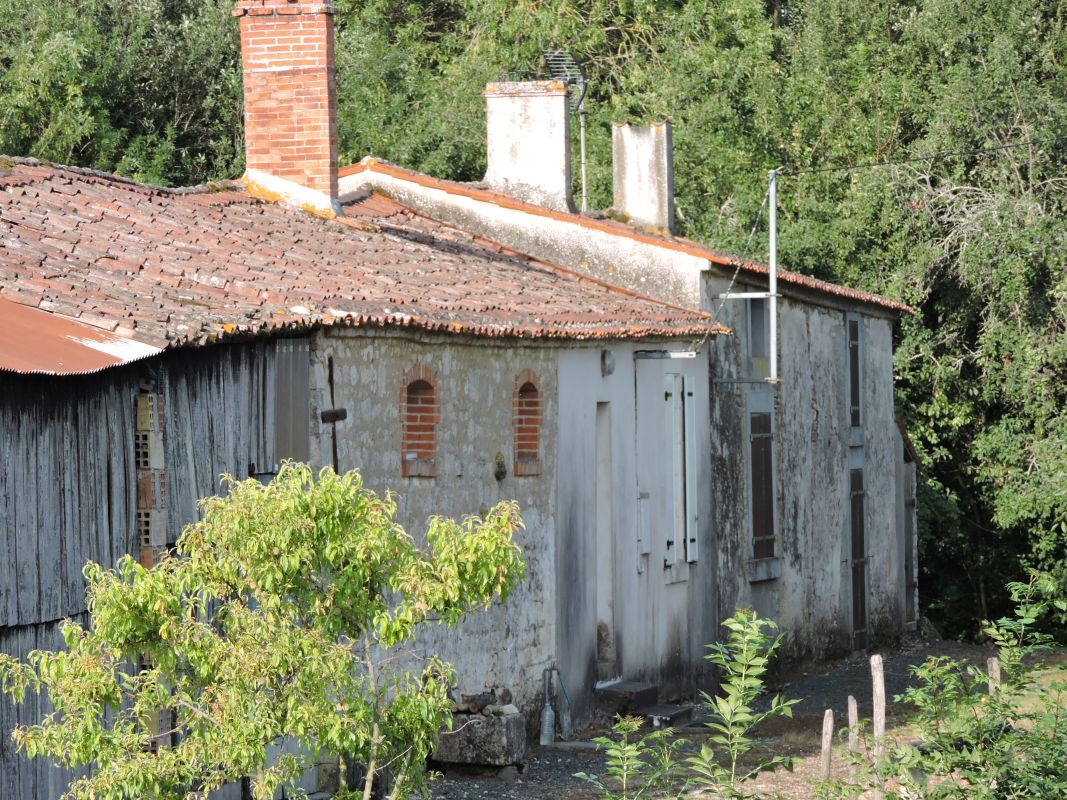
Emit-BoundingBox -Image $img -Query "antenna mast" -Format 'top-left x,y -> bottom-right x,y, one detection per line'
543,50 -> 589,211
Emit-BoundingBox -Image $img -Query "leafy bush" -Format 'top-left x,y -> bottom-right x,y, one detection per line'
822,571 -> 1067,799
575,715 -> 687,800
0,463 -> 526,800
687,609 -> 797,798
577,609 -> 795,800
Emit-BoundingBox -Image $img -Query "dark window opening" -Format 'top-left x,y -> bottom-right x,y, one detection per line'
848,319 -> 861,428
750,411 -> 775,559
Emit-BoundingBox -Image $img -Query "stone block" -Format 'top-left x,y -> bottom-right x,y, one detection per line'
433,712 -> 526,766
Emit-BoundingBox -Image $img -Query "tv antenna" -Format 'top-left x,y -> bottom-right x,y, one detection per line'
542,50 -> 590,211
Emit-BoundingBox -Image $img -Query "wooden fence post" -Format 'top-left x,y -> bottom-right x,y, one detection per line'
987,656 -> 1001,695
820,708 -> 834,780
871,654 -> 886,800
847,694 -> 859,779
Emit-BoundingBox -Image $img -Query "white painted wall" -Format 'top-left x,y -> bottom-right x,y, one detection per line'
555,342 -> 715,727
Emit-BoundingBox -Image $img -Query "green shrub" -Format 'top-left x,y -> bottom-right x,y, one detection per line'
577,608 -> 796,800
0,463 -> 526,800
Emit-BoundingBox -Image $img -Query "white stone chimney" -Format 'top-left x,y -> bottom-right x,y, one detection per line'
611,122 -> 675,232
483,81 -> 573,212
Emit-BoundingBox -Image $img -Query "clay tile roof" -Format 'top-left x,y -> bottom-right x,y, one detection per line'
340,158 -> 914,316
0,157 -> 722,371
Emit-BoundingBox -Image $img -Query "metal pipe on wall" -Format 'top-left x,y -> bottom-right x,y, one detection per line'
768,168 -> 778,384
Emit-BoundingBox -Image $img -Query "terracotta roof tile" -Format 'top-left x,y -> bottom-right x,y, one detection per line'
0,158 -> 720,366
341,158 -> 914,315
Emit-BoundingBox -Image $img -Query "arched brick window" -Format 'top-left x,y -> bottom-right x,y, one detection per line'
513,370 -> 542,476
401,366 -> 438,477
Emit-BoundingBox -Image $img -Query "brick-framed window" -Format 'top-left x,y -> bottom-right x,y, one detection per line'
513,369 -> 542,476
401,366 -> 438,477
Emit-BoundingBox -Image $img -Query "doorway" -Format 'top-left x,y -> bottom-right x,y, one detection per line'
595,402 -> 618,681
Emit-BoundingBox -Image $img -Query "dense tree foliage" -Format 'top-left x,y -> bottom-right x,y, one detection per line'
0,0 -> 242,185
0,465 -> 526,799
0,0 -> 1063,636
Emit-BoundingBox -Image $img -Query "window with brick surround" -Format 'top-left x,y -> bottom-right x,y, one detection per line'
401,367 -> 438,477
513,370 -> 542,476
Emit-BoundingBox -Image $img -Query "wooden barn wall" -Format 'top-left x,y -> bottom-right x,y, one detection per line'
1,340 -> 279,799
161,341 -> 277,541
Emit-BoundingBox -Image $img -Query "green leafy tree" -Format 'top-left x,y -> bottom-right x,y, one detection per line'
0,464 -> 526,800
0,0 -> 243,184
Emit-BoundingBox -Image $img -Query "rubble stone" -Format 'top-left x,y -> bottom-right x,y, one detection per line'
432,712 -> 526,766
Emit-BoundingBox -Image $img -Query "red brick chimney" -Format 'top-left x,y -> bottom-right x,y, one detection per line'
233,0 -> 340,216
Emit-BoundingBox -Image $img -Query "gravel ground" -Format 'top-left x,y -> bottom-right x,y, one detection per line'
428,635 -> 996,799
430,746 -> 607,800
757,635 -> 993,719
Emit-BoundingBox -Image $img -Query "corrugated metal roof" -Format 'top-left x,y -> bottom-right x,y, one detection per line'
0,298 -> 162,375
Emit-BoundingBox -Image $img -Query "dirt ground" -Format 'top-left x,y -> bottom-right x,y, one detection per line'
428,635 -> 1005,799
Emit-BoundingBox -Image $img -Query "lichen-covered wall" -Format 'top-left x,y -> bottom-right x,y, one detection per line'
707,274 -> 907,661
338,169 -> 706,308
307,330 -> 559,716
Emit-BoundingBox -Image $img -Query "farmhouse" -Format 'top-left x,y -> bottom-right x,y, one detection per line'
1,0 -> 917,795
339,94 -> 921,663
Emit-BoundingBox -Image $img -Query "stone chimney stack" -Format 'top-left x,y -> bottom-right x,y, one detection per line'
483,81 -> 574,212
611,122 -> 675,233
233,0 -> 340,216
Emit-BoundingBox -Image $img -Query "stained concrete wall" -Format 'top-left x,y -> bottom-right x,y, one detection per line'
555,342 -> 715,728
611,122 -> 675,232
484,81 -> 573,212
307,330 -> 717,728
339,166 -> 915,663
706,273 -> 908,660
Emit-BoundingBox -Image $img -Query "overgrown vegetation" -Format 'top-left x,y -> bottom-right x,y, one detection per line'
822,570 -> 1067,798
1,0 -> 1063,636
579,578 -> 1066,800
0,464 -> 526,800
577,609 -> 796,799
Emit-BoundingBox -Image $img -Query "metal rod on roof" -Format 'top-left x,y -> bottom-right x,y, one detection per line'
769,168 -> 779,385
579,107 -> 589,212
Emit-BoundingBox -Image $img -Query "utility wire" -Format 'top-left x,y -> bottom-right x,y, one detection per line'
687,184 -> 771,354
779,136 -> 1066,176
711,186 -> 771,324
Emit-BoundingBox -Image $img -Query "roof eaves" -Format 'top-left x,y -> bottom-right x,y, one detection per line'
0,298 -> 163,376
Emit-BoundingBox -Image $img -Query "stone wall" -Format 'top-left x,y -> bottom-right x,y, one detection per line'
307,330 -> 559,716
707,272 -> 907,661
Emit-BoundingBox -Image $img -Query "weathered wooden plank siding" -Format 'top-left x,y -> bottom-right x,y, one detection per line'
0,377 -> 139,630
162,342 -> 277,539
1,340 -> 279,799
